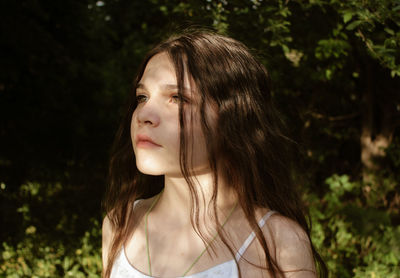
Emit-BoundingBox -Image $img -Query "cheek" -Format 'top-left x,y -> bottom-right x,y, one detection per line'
164,126 -> 180,157
131,108 -> 183,175
192,134 -> 208,162
130,111 -> 137,138
190,104 -> 218,169
162,111 -> 181,149
186,115 -> 209,169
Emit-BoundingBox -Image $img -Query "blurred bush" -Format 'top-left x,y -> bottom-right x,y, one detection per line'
0,181 -> 102,277
310,173 -> 400,277
1,224 -> 101,277
1,0 -> 399,277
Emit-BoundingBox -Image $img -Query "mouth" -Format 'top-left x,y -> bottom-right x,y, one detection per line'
136,134 -> 162,148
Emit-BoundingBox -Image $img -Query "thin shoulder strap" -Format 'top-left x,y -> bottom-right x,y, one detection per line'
235,210 -> 277,261
133,199 -> 142,209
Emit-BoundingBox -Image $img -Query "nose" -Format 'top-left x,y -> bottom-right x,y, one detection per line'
135,100 -> 161,127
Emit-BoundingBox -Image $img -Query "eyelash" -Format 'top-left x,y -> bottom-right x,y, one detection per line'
171,94 -> 189,103
135,94 -> 189,104
136,94 -> 148,103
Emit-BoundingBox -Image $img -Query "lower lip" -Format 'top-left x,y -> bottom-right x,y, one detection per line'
136,141 -> 161,148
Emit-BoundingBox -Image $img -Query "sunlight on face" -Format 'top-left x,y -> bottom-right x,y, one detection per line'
130,52 -> 211,177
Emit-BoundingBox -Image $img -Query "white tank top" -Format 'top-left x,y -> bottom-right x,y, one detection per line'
110,200 -> 276,278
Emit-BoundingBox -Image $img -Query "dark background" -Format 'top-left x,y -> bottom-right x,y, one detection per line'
1,0 -> 399,276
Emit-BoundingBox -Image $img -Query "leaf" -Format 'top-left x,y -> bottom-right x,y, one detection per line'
346,20 -> 362,30
343,12 -> 353,24
384,28 -> 395,35
281,44 -> 289,54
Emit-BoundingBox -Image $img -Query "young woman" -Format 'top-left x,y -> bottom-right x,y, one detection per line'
102,31 -> 327,278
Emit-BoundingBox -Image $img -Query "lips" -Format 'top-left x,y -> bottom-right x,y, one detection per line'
135,134 -> 162,148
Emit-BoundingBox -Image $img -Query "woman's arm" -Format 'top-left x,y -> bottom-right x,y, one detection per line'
265,215 -> 317,278
102,215 -> 113,270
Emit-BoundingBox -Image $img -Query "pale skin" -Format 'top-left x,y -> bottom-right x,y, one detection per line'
102,53 -> 317,277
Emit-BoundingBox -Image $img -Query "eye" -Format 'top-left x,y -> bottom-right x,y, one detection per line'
171,94 -> 189,104
171,94 -> 180,103
136,94 -> 148,103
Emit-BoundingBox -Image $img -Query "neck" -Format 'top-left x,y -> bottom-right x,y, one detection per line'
152,170 -> 237,226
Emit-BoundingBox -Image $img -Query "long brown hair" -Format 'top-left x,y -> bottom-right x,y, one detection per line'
103,30 -> 327,278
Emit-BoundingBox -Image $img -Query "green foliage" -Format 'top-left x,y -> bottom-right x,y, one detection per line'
0,179 -> 102,277
1,0 -> 399,277
0,215 -> 101,277
309,174 -> 400,277
314,0 -> 400,77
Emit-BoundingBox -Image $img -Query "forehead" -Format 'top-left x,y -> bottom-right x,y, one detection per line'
138,53 -> 197,94
139,53 -> 176,86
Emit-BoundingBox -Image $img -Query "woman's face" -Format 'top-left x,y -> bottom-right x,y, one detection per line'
131,52 -> 211,177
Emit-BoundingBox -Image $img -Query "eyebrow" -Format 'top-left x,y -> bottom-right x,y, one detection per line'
136,83 -> 192,92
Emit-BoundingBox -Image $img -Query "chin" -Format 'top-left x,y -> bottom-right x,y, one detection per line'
135,160 -> 176,176
137,164 -> 164,176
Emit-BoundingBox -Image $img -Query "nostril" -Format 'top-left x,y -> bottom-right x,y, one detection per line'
136,104 -> 160,126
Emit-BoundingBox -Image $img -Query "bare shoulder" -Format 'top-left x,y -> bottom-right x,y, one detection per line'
102,213 -> 115,269
263,213 -> 310,245
102,197 -> 155,268
102,214 -> 114,245
262,212 -> 317,277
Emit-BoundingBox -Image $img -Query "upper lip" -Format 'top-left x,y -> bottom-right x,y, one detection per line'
136,134 -> 161,146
